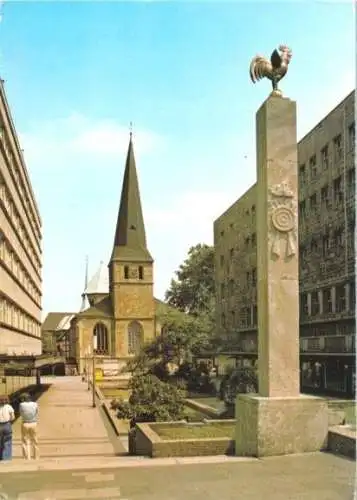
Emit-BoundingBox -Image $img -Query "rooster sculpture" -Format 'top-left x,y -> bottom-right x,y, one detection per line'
249,45 -> 292,94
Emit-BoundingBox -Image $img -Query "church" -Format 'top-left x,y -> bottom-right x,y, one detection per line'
71,133 -> 164,375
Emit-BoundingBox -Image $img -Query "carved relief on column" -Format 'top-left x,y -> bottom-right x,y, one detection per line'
268,182 -> 297,259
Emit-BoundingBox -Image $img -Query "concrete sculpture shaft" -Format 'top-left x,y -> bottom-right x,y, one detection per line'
249,45 -> 292,95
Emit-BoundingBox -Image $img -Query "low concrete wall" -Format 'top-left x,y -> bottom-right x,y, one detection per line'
134,420 -> 235,458
184,399 -> 221,418
95,383 -> 130,449
328,426 -> 356,460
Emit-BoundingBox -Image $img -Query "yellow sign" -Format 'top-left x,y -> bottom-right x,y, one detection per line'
95,368 -> 104,381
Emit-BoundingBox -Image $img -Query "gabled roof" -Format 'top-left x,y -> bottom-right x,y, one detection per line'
42,312 -> 75,332
76,295 -> 112,319
55,314 -> 76,331
85,261 -> 109,295
110,135 -> 153,263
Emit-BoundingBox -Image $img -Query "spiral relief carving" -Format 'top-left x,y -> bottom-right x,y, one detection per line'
271,206 -> 295,233
269,182 -> 297,259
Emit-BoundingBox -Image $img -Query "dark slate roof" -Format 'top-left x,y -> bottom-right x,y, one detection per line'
42,312 -> 75,332
110,135 -> 153,263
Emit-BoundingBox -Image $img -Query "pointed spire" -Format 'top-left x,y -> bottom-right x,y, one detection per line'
111,132 -> 153,262
80,256 -> 89,311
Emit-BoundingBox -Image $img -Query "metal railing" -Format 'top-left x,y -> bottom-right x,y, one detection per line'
300,334 -> 355,354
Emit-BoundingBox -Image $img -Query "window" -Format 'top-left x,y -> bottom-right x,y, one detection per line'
251,205 -> 256,216
322,232 -> 330,257
321,185 -> 329,207
252,268 -> 257,287
299,200 -> 306,219
251,233 -> 256,246
310,238 -> 318,253
333,228 -> 343,254
246,271 -> 250,286
228,279 -> 234,295
311,291 -> 320,316
349,282 -> 355,310
335,285 -> 346,313
220,230 -> 224,237
333,176 -> 343,203
299,164 -> 306,184
93,323 -> 109,354
252,305 -> 257,326
348,169 -> 355,197
128,321 -> 143,355
231,310 -> 235,324
309,155 -> 317,178
220,283 -> 225,297
245,236 -> 250,248
124,266 -> 129,279
321,145 -> 329,169
322,289 -> 333,314
220,255 -> 224,267
221,313 -> 226,328
309,193 -> 317,213
240,308 -> 248,328
349,122 -> 355,150
229,248 -> 234,259
138,266 -> 144,280
229,223 -> 234,230
300,293 -> 309,317
334,134 -> 343,161
300,244 -> 307,260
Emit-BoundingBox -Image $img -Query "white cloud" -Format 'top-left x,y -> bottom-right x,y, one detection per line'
19,113 -> 163,170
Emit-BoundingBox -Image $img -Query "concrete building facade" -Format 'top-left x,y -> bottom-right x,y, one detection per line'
214,90 -> 355,397
0,80 -> 42,356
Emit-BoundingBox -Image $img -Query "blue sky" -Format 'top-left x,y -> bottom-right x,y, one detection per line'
0,1 -> 354,317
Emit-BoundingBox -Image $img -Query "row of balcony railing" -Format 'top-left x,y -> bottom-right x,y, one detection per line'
219,334 -> 355,355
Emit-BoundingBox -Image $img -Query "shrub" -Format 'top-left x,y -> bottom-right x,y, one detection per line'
221,367 -> 258,407
111,373 -> 186,424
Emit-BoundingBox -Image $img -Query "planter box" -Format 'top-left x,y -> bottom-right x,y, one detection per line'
133,420 -> 235,458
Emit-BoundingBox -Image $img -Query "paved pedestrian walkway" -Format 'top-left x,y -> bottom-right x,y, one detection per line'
11,376 -> 120,463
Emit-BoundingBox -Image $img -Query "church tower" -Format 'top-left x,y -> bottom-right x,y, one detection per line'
108,133 -> 155,359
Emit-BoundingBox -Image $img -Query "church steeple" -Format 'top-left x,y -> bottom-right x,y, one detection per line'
110,133 -> 153,262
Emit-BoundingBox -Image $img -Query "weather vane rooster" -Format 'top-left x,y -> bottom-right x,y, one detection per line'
249,45 -> 292,96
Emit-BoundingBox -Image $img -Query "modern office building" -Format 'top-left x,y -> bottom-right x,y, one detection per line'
0,80 -> 42,355
214,90 -> 355,396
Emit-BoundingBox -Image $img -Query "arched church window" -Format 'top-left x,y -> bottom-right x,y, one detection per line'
93,322 -> 109,355
128,321 -> 143,355
138,266 -> 144,280
124,266 -> 129,279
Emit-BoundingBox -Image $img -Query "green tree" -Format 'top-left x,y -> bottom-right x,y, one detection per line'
111,374 -> 185,423
165,244 -> 215,318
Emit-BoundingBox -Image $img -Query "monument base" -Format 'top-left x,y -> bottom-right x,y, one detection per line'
235,394 -> 328,457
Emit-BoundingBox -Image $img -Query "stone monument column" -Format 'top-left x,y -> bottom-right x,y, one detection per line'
256,95 -> 300,397
235,46 -> 328,458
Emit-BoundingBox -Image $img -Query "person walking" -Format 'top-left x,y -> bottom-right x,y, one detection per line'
0,395 -> 15,461
19,393 -> 39,460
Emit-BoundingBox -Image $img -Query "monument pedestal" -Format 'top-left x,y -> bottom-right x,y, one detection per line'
235,394 -> 328,457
